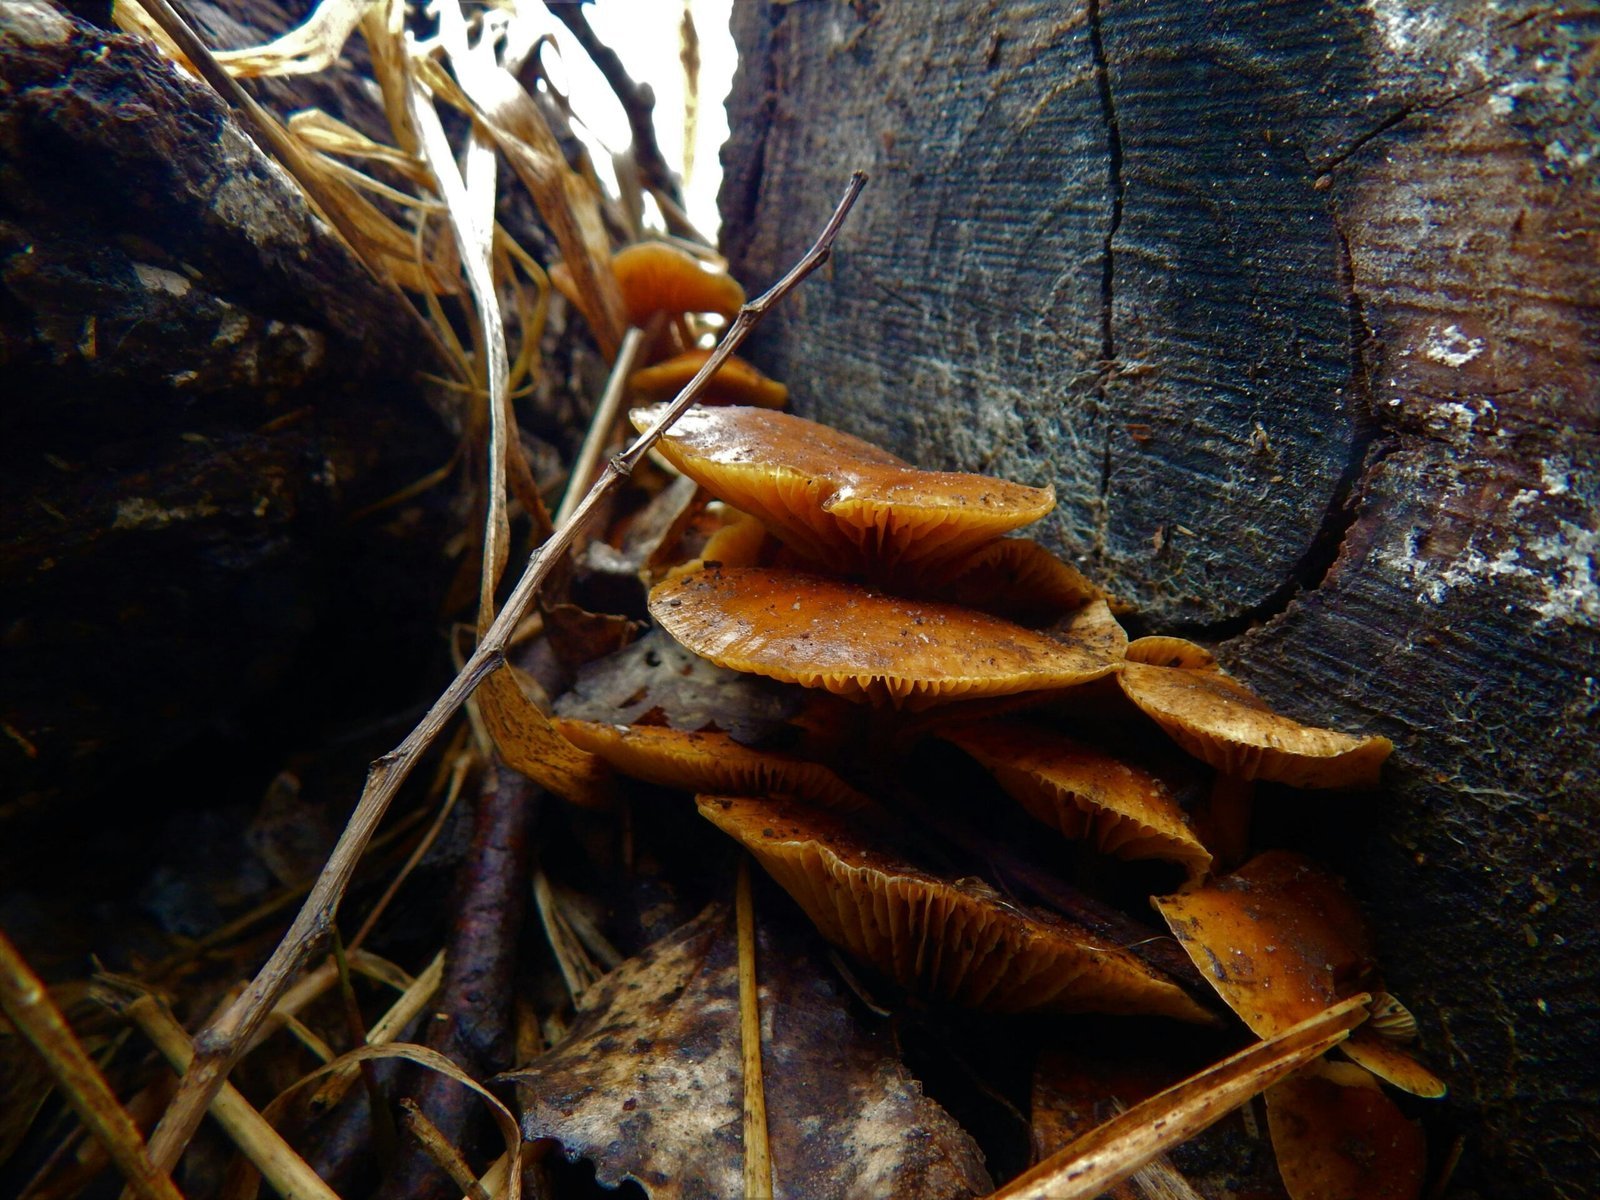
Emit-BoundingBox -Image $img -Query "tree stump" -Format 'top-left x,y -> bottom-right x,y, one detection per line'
722,3 -> 1597,1196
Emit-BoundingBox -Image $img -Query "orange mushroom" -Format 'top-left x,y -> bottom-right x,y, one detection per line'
923,537 -> 1113,625
553,718 -> 873,811
697,794 -> 1213,1022
630,404 -> 1056,582
1153,851 -> 1445,1098
1120,637 -> 1393,789
629,349 -> 789,409
940,719 -> 1212,878
1265,1060 -> 1426,1200
649,567 -> 1119,709
551,242 -> 745,328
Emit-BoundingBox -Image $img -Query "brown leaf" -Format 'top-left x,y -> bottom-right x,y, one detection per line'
506,903 -> 992,1199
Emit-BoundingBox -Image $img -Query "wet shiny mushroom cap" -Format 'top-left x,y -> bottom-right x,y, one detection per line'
649,567 -> 1119,710
697,793 -> 1213,1022
1119,638 -> 1394,789
630,404 -> 1056,580
629,350 -> 789,409
941,720 -> 1213,878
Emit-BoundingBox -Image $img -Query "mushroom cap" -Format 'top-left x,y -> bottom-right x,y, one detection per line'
1154,851 -> 1444,1097
1118,639 -> 1393,789
551,242 -> 745,326
1265,1061 -> 1427,1200
1341,1031 -> 1448,1099
649,567 -> 1119,710
629,350 -> 789,409
940,720 -> 1213,878
630,404 -> 1056,580
1153,851 -> 1373,1038
697,794 -> 1213,1021
924,538 -> 1110,625
554,718 -> 873,811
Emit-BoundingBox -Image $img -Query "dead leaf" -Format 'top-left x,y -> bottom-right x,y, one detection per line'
552,628 -> 808,746
506,903 -> 992,1199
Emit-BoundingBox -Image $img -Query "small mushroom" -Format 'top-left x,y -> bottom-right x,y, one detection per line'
660,505 -> 773,580
1120,637 -> 1393,789
696,794 -> 1213,1021
1153,851 -> 1445,1098
553,718 -> 873,811
1265,1060 -> 1426,1200
551,242 -> 746,327
649,567 -> 1119,709
630,404 -> 1056,581
629,349 -> 789,409
940,719 -> 1213,878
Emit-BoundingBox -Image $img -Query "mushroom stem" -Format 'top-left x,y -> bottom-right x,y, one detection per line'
1205,774 -> 1254,871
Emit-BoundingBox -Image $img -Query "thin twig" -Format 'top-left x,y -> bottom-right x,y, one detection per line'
106,989 -> 340,1200
0,933 -> 184,1200
397,1101 -> 490,1200
553,315 -> 662,527
736,861 -> 773,1200
142,172 -> 868,1173
348,751 -> 473,952
990,995 -> 1371,1200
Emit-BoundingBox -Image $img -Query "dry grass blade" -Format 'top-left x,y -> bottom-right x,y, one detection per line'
398,1099 -> 489,1200
211,0 -> 368,76
350,754 -> 473,951
99,985 -> 338,1200
736,860 -> 773,1200
122,0 -> 463,376
0,934 -> 184,1200
989,994 -> 1371,1199
141,173 -> 866,1174
305,950 -> 445,1115
405,30 -> 511,632
555,320 -> 661,527
286,1044 -> 523,1200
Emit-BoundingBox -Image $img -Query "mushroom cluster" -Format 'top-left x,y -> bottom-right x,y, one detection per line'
542,245 -> 1440,1197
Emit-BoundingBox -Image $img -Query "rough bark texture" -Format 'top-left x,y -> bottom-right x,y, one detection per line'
1,2 -> 451,811
722,3 -> 1597,1197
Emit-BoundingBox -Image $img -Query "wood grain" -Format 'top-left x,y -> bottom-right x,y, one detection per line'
724,3 -> 1598,1196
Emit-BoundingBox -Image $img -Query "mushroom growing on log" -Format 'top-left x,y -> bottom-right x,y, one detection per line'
721,2 -> 1597,1194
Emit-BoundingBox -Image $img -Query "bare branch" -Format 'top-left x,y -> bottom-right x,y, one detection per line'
142,171 -> 868,1173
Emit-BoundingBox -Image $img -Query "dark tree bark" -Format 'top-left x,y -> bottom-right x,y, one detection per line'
722,3 -> 1597,1197
0,1 -> 451,812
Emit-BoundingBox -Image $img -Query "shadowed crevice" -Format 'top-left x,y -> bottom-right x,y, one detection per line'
1087,0 -> 1122,507
1173,215 -> 1388,643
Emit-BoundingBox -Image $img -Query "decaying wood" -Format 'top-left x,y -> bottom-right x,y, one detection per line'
0,1 -> 449,812
723,3 -> 1596,1197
